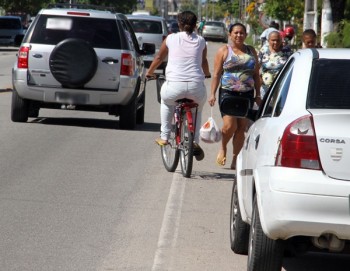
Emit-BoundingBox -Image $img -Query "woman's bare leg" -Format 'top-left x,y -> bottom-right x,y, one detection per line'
231,118 -> 249,169
217,115 -> 237,165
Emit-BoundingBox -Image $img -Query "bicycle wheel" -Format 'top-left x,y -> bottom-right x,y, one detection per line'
161,115 -> 179,172
179,111 -> 194,178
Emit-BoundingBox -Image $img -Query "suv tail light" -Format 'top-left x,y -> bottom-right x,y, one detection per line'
275,115 -> 322,170
120,53 -> 134,76
18,46 -> 29,69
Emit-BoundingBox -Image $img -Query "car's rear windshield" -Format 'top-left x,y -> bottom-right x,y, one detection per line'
0,18 -> 22,29
205,22 -> 224,27
129,19 -> 163,34
30,15 -> 122,49
308,59 -> 350,109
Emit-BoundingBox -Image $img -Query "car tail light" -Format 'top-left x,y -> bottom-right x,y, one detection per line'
18,46 -> 29,69
120,53 -> 134,76
275,115 -> 322,170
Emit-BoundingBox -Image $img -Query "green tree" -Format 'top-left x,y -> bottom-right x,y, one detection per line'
0,0 -> 52,15
219,0 -> 239,19
262,0 -> 304,24
321,0 -> 350,47
0,0 -> 137,15
89,0 -> 136,13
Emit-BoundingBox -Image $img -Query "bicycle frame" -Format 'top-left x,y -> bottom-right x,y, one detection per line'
175,100 -> 198,147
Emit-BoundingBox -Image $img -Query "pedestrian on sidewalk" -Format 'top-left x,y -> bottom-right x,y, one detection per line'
208,23 -> 261,170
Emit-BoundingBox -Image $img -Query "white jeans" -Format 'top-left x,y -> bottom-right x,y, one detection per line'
160,81 -> 207,143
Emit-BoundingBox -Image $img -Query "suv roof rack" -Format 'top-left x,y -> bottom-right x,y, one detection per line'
47,3 -> 116,12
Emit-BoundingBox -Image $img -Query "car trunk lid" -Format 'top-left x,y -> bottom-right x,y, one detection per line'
310,110 -> 350,181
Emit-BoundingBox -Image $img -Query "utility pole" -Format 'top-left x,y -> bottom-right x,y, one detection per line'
198,0 -> 202,20
321,0 -> 333,47
205,0 -> 209,21
304,0 -> 318,32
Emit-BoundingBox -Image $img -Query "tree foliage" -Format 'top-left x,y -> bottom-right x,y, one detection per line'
0,0 -> 137,15
262,0 -> 304,24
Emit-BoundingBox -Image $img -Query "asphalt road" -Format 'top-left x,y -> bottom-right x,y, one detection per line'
1,43 -> 350,271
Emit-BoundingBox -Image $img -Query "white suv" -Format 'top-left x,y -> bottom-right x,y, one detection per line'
230,48 -> 350,270
11,4 -> 155,129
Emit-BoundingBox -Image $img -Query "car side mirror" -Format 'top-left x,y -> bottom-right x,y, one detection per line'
141,43 -> 155,55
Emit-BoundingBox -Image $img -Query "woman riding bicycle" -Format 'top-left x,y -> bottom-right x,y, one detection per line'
146,10 -> 211,161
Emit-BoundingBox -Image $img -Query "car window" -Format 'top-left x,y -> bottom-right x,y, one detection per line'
30,15 -> 121,49
261,58 -> 294,118
0,18 -> 22,29
129,19 -> 163,34
119,19 -> 136,51
205,22 -> 224,27
308,59 -> 350,109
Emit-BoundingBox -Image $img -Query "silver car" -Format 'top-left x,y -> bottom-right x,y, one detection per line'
11,4 -> 155,130
202,21 -> 228,43
127,15 -> 168,73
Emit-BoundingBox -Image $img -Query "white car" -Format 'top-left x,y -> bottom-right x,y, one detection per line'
230,48 -> 350,270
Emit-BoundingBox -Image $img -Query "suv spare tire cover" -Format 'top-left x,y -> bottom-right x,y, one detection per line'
49,38 -> 98,87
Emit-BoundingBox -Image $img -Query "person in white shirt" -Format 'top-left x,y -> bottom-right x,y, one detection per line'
146,10 -> 211,160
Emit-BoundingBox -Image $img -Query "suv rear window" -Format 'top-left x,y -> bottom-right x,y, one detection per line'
0,18 -> 22,29
129,20 -> 162,34
308,59 -> 350,109
30,15 -> 121,49
205,22 -> 224,27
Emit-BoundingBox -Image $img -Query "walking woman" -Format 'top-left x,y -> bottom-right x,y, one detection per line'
259,30 -> 293,98
208,23 -> 261,169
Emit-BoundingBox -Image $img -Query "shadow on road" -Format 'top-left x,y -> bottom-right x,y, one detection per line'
29,116 -> 160,131
283,251 -> 350,270
191,171 -> 235,182
0,47 -> 19,52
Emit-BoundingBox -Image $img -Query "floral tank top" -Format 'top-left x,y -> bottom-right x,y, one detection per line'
221,45 -> 256,92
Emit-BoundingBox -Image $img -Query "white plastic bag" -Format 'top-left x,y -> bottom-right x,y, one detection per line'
200,109 -> 221,143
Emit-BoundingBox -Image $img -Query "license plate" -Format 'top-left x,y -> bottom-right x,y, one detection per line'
55,92 -> 88,104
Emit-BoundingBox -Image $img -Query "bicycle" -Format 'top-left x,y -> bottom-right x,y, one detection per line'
146,74 -> 204,178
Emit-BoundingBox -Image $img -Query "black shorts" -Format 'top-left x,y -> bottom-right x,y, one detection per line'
219,88 -> 255,117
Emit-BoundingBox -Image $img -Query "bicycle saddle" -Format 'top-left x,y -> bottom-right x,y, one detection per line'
175,98 -> 194,103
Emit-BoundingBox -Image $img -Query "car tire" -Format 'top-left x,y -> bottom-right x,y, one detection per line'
136,89 -> 145,124
11,89 -> 29,122
49,38 -> 98,88
230,179 -> 250,255
248,195 -> 284,271
119,97 -> 137,130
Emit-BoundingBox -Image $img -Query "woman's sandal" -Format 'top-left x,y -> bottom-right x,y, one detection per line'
155,138 -> 168,146
216,151 -> 226,166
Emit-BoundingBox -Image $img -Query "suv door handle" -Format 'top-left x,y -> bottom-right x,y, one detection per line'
102,57 -> 118,64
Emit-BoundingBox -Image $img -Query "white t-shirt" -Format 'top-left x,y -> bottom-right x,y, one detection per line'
165,32 -> 206,82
